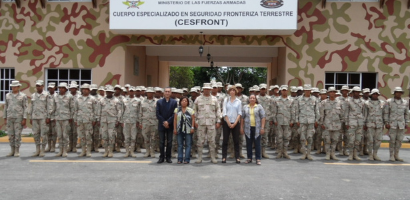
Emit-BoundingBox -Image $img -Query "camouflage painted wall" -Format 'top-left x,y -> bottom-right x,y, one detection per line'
0,0 -> 409,130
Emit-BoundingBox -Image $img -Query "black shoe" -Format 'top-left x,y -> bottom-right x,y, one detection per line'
157,158 -> 164,164
166,158 -> 173,163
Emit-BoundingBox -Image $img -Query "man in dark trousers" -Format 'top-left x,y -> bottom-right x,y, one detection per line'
156,87 -> 178,163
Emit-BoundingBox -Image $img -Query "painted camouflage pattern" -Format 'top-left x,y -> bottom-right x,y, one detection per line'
0,0 -> 410,132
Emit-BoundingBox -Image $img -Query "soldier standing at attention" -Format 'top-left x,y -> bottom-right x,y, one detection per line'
289,86 -> 300,154
269,85 -> 280,151
68,81 -> 81,153
194,83 -> 222,164
90,84 -> 103,152
256,84 -> 271,159
4,81 -> 28,157
139,87 -> 158,158
363,89 -> 384,161
345,86 -> 365,161
97,85 -> 122,158
134,86 -> 144,153
294,84 -> 319,161
54,83 -> 74,157
121,86 -> 141,158
383,87 -> 409,162
211,82 -> 224,159
360,88 -> 371,156
319,87 -> 343,160
45,82 -> 58,152
113,85 -> 125,152
271,85 -> 295,159
315,88 -> 328,154
74,84 -> 98,157
30,80 -> 53,157
337,86 -> 350,156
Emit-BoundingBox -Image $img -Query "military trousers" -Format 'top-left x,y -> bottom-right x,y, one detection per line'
277,125 -> 291,151
56,120 -> 70,147
123,123 -> 137,147
48,120 -> 57,143
6,118 -> 23,147
366,127 -> 383,152
197,124 -> 216,151
299,123 -> 315,151
32,119 -> 48,146
388,129 -> 405,152
347,125 -> 363,151
323,130 -> 340,153
142,124 -> 156,148
100,122 -> 116,147
77,122 -> 93,147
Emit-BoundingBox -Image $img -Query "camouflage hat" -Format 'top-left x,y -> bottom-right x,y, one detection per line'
135,86 -> 142,91
370,89 -> 380,95
297,86 -> 303,91
393,87 -> 404,94
259,84 -> 267,89
253,86 -> 260,92
190,88 -> 198,93
290,86 -> 298,93
155,87 -> 162,92
114,85 -> 121,89
340,85 -> 349,91
352,86 -> 361,92
105,85 -> 114,92
269,85 -> 279,91
98,86 -> 105,91
312,87 -> 320,93
171,88 -> 176,93
203,83 -> 212,90
80,83 -> 90,89
363,88 -> 370,93
336,90 -> 341,95
58,82 -> 68,89
124,84 -> 131,88
35,80 -> 44,86
235,83 -> 244,89
319,89 -> 327,94
303,84 -> 312,91
212,83 -> 218,88
69,81 -> 78,89
90,84 -> 98,90
182,88 -> 188,92
176,89 -> 183,94
121,87 -> 127,92
249,87 -> 254,92
48,82 -> 56,88
141,86 -> 146,91
217,82 -> 223,88
328,87 -> 336,92
145,87 -> 154,93
10,80 -> 22,87
280,85 -> 288,90
129,86 -> 136,91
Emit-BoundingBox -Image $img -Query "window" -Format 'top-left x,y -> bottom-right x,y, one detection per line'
0,68 -> 15,103
45,69 -> 92,91
325,72 -> 377,90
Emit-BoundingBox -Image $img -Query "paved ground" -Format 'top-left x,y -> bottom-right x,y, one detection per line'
0,143 -> 409,200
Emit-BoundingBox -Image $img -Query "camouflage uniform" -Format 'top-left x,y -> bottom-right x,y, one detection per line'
294,94 -> 320,160
97,95 -> 122,157
4,90 -> 28,157
122,96 -> 141,157
114,94 -> 125,152
363,97 -> 384,161
47,92 -> 58,152
73,93 -> 98,157
139,97 -> 158,158
257,93 -> 271,158
213,92 -> 224,158
383,95 -> 409,162
345,97 -> 365,161
29,89 -> 53,157
336,95 -> 350,156
194,92 -> 222,164
54,92 -> 75,157
91,93 -> 104,152
270,95 -> 281,151
135,93 -> 144,152
68,92 -> 81,152
272,95 -> 295,159
319,98 -> 343,160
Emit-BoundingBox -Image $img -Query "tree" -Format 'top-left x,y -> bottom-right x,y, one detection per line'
212,67 -> 267,95
169,66 -> 195,89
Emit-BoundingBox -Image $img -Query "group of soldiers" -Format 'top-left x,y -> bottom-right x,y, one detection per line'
3,80 -> 409,163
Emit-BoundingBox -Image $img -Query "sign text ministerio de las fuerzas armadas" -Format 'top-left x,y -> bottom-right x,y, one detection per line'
110,0 -> 298,35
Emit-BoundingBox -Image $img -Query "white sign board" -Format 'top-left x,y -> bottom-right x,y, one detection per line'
110,0 -> 298,35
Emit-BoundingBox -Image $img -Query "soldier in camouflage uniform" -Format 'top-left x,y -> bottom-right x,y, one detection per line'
45,82 -> 58,152
319,87 -> 343,160
337,86 -> 350,156
4,81 -> 28,157
134,86 -> 144,153
211,82 -> 224,159
114,85 -> 125,152
139,87 -> 158,158
90,84 -> 104,152
30,80 -> 53,157
345,86 -> 365,161
289,86 -> 301,153
189,88 -> 199,158
194,83 -> 222,164
311,87 -> 320,151
315,88 -> 328,154
97,85 -> 122,158
383,87 -> 409,162
68,81 -> 81,153
257,84 -> 271,158
360,88 -> 371,156
294,84 -> 319,160
363,89 -> 384,161
74,84 -> 98,157
121,86 -> 141,158
271,85 -> 295,159
54,82 -> 75,157
269,85 -> 280,150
